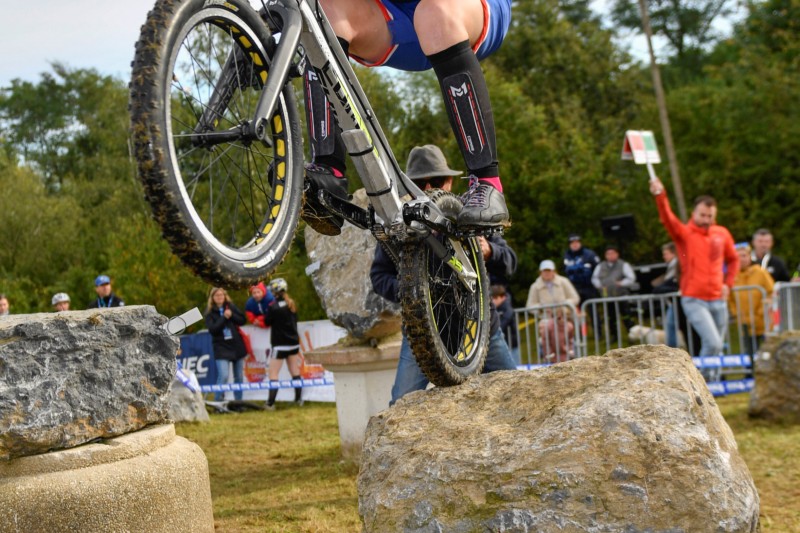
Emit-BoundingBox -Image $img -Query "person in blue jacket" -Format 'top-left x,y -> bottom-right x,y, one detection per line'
563,234 -> 600,306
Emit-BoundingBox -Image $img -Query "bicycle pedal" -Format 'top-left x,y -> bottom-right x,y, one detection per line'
318,190 -> 370,230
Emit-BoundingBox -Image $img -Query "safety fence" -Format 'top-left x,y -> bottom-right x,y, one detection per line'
504,284 -> 798,395
773,281 -> 800,333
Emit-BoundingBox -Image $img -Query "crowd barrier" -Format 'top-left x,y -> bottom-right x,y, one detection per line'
773,281 -> 800,333
505,285 -> 792,395
511,302 -> 581,365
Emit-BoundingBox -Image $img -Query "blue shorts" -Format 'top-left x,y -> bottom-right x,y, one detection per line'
350,0 -> 512,71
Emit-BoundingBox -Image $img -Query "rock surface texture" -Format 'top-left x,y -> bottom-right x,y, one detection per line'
748,331 -> 800,422
169,368 -> 210,423
0,306 -> 177,460
358,345 -> 760,532
305,188 -> 401,340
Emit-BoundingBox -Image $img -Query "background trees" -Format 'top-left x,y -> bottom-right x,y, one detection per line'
1,0 -> 797,318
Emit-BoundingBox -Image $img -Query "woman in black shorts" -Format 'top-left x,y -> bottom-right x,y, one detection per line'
263,278 -> 303,408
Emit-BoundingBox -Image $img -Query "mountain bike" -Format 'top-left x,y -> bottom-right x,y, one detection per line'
129,0 -> 495,386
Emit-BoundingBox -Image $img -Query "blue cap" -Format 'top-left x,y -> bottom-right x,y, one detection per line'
95,275 -> 111,286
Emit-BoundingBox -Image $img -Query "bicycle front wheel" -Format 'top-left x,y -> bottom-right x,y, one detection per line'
399,191 -> 491,386
130,0 -> 303,287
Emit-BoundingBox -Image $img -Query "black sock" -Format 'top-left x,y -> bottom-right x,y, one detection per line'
429,41 -> 498,178
292,375 -> 303,402
267,380 -> 279,406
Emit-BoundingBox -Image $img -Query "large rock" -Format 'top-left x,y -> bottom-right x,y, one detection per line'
0,306 -> 178,460
305,188 -> 401,340
169,368 -> 210,423
358,346 -> 759,532
748,332 -> 800,422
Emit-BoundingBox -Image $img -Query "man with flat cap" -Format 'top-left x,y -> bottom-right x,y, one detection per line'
370,145 -> 518,405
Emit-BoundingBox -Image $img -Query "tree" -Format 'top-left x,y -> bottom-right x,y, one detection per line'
610,0 -> 737,77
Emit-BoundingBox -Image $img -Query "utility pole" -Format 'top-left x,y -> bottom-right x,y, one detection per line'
637,0 -> 688,220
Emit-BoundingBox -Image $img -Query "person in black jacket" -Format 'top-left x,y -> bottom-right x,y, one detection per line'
204,287 -> 248,402
491,284 -> 519,364
88,274 -> 125,309
263,278 -> 303,409
370,145 -> 517,406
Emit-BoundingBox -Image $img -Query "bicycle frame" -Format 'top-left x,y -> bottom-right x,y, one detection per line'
254,0 -> 478,287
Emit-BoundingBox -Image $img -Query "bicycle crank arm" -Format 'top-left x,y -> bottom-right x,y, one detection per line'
402,200 -> 455,234
317,190 -> 371,230
423,235 -> 478,293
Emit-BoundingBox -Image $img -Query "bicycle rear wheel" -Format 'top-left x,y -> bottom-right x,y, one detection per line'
130,0 -> 303,287
399,191 -> 490,386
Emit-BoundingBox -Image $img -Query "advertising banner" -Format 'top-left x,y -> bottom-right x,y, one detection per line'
178,320 -> 347,402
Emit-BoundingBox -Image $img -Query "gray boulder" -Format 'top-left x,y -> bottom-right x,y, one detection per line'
0,306 -> 178,460
305,188 -> 401,340
358,345 -> 759,532
748,332 -> 800,422
169,368 -> 210,423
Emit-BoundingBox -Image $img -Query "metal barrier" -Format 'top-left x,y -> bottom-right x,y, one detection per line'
513,302 -> 581,365
511,286 -> 778,382
773,281 -> 800,333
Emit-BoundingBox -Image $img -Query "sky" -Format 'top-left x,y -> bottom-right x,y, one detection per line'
0,0 -> 160,88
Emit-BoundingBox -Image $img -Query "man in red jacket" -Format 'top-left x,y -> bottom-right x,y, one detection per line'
650,177 -> 739,364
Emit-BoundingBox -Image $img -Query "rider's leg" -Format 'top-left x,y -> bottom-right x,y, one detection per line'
301,0 -> 390,235
416,0 -> 509,227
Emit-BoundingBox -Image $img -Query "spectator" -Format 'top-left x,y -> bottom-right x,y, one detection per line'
244,282 -> 274,328
526,259 -> 580,362
204,287 -> 248,402
729,243 -> 774,355
563,233 -> 600,305
652,243 -> 680,347
0,294 -> 9,317
262,278 -> 303,409
88,275 -> 125,308
51,293 -> 71,312
491,284 -> 519,365
751,229 -> 790,282
649,177 -> 739,375
591,245 -> 637,342
370,145 -> 517,406
793,263 -> 800,282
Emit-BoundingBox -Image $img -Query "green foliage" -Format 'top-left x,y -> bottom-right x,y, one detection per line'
1,0 -> 798,317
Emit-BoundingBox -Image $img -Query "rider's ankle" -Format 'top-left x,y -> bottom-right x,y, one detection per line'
478,176 -> 503,193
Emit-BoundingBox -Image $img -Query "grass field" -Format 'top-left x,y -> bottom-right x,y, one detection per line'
175,393 -> 800,532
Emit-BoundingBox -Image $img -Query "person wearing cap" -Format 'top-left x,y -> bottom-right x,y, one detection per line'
728,242 -> 774,356
261,278 -> 304,409
88,275 -> 125,308
526,259 -> 580,362
591,245 -> 637,343
563,233 -> 600,305
52,293 -> 71,312
370,144 -> 517,405
244,281 -> 275,328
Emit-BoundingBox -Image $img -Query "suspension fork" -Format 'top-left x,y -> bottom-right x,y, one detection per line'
250,1 -> 304,141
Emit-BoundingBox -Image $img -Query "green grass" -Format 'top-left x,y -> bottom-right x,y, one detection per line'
175,395 -> 800,532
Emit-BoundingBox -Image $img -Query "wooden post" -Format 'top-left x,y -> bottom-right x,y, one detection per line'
637,0 -> 688,221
